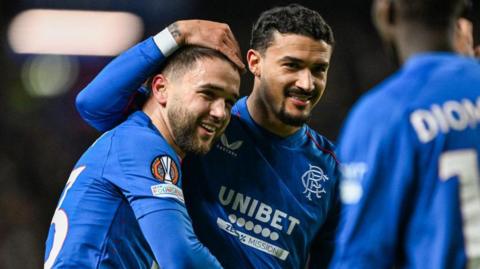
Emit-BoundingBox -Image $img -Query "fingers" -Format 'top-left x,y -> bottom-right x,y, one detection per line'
220,28 -> 245,71
174,20 -> 245,72
209,23 -> 245,72
224,25 -> 242,58
221,41 -> 246,72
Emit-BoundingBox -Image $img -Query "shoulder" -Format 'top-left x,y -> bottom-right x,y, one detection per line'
114,122 -> 171,155
109,114 -> 182,185
341,71 -> 417,141
337,73 -> 421,164
304,126 -> 339,166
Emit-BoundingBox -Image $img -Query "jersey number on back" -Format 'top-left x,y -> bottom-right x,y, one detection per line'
439,150 -> 480,264
44,166 -> 86,269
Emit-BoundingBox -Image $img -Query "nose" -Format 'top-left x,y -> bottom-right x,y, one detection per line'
209,99 -> 228,122
295,69 -> 315,92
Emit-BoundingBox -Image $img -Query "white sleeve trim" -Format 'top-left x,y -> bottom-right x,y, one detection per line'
153,28 -> 179,57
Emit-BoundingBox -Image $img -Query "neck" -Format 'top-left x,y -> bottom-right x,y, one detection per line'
247,80 -> 301,137
142,99 -> 185,159
395,22 -> 455,63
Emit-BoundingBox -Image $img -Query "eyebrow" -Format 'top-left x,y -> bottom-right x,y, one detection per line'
279,56 -> 329,67
199,83 -> 240,100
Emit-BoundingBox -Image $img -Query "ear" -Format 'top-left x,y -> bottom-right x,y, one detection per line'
372,0 -> 396,41
247,49 -> 262,78
150,74 -> 168,106
454,18 -> 474,56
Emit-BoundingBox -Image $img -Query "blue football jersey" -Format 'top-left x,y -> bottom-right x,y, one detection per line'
331,53 -> 480,269
44,111 -> 222,268
74,37 -> 341,268
183,97 -> 340,269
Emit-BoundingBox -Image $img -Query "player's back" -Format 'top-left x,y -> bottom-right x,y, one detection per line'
336,53 -> 480,269
44,112 -> 173,268
403,53 -> 480,268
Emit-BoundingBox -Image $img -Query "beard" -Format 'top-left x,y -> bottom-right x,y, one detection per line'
277,103 -> 311,127
167,104 -> 214,155
259,77 -> 320,128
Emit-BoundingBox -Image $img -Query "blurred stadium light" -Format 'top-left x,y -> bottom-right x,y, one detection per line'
21,55 -> 79,97
7,9 -> 144,56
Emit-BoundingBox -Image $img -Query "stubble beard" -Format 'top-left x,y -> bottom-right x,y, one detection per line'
277,102 -> 310,127
167,105 -> 212,155
260,80 -> 313,127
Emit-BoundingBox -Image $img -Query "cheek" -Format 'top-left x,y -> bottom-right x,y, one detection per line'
264,73 -> 291,93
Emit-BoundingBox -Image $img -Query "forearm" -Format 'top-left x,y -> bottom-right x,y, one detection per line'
76,35 -> 170,131
139,209 -> 223,269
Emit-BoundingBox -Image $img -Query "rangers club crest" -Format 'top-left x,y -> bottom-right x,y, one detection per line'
302,164 -> 329,200
151,155 -> 179,185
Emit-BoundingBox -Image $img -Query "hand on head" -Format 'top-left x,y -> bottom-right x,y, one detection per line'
169,20 -> 245,72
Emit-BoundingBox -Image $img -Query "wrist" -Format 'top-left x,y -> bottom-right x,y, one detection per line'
153,27 -> 179,57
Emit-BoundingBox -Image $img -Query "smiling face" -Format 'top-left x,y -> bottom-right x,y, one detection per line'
151,55 -> 240,155
249,32 -> 332,128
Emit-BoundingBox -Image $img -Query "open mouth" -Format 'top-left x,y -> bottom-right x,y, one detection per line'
287,92 -> 314,106
199,122 -> 219,136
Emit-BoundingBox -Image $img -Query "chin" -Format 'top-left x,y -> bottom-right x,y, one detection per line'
279,111 -> 310,127
194,140 -> 214,155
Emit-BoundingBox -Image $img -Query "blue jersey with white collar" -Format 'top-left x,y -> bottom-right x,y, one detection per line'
44,111 -> 222,268
331,53 -> 480,269
74,37 -> 340,268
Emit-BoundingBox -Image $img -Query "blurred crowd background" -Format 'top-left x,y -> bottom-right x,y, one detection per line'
0,0 -> 478,267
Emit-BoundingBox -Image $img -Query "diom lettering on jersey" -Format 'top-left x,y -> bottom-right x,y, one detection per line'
410,97 -> 480,143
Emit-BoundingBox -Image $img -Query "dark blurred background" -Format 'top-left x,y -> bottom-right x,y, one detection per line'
0,0 -> 478,267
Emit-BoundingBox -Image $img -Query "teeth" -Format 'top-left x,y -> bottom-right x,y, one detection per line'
201,123 -> 216,132
290,95 -> 310,101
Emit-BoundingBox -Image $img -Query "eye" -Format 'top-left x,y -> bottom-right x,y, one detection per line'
284,62 -> 301,70
311,64 -> 328,76
200,91 -> 215,100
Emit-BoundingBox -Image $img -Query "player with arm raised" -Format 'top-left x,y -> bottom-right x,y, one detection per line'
44,37 -> 241,268
76,5 -> 340,268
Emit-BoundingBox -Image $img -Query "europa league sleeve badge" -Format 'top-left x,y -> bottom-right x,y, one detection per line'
151,155 -> 179,185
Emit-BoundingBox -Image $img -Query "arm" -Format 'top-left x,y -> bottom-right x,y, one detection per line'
76,20 -> 244,131
139,208 -> 223,268
114,132 -> 223,268
76,35 -> 166,131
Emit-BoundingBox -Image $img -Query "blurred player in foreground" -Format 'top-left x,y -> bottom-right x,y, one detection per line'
331,0 -> 480,268
76,4 -> 340,268
44,40 -> 241,267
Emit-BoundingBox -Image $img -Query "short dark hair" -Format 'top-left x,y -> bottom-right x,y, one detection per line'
395,0 -> 464,28
164,45 -> 240,78
250,4 -> 335,53
147,45 -> 240,91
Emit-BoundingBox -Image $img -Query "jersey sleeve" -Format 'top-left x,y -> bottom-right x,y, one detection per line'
139,210 -> 223,268
110,128 -> 223,268
330,109 -> 418,269
76,37 -> 165,132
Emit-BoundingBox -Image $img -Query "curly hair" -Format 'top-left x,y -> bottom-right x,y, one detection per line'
250,4 -> 334,53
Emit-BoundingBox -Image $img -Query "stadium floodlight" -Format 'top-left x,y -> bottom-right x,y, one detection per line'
8,9 -> 144,56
